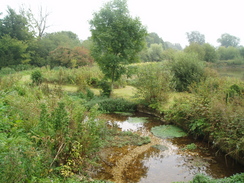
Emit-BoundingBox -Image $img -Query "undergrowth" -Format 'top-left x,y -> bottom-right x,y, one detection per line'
164,77 -> 244,164
174,173 -> 244,183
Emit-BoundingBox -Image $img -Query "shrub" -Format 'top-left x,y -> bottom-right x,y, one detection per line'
31,70 -> 43,85
99,80 -> 112,97
133,62 -> 173,109
168,52 -> 205,92
86,97 -> 136,112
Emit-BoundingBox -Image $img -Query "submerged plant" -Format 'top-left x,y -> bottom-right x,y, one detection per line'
151,125 -> 187,139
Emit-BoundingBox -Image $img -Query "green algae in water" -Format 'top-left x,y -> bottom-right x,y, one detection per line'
114,112 -> 134,116
152,144 -> 169,151
127,117 -> 148,123
151,125 -> 187,138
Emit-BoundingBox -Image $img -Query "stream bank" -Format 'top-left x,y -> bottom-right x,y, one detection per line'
137,105 -> 244,166
93,112 -> 244,183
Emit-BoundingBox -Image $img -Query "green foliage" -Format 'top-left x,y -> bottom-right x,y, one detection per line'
203,43 -> 218,62
165,42 -> 182,50
186,31 -> 205,45
0,7 -> 33,41
190,173 -> 244,183
169,52 -> 205,92
48,46 -> 93,68
31,70 -> 43,85
86,97 -> 136,113
0,67 -> 16,75
189,118 -> 209,137
217,33 -> 240,47
182,143 -> 197,150
0,35 -> 30,68
133,62 -> 172,108
151,125 -> 187,138
147,43 -> 164,61
90,0 -> 147,90
28,31 -> 83,67
99,80 -> 112,97
217,46 -> 240,60
0,135 -> 42,182
0,76 -> 113,181
162,48 -> 178,61
184,43 -> 218,62
165,77 -> 244,163
42,65 -> 103,86
146,32 -> 165,48
184,43 -> 205,61
41,31 -> 82,50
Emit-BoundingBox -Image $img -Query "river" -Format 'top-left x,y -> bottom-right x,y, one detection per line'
93,112 -> 244,183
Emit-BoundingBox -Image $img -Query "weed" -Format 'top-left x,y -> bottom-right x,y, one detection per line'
182,143 -> 197,151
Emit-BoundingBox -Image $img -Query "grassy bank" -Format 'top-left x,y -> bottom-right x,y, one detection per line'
0,71 -> 146,182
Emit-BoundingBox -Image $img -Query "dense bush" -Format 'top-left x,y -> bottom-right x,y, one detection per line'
31,69 -> 43,85
168,52 -> 205,92
0,35 -> 30,68
217,46 -> 240,60
0,76 -> 109,181
86,97 -> 137,113
132,62 -> 173,108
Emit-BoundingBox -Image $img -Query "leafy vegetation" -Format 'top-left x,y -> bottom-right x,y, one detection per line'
132,62 -> 172,108
0,69 -> 145,182
1,0 -> 244,181
168,52 -> 205,92
164,76 -> 244,164
90,0 -> 147,94
187,173 -> 244,183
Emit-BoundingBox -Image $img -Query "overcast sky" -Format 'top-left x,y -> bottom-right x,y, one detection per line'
1,0 -> 243,48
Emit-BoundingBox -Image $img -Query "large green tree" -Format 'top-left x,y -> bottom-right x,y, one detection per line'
28,31 -> 82,66
0,7 -> 33,41
89,0 -> 147,93
0,35 -> 30,68
186,31 -> 205,45
146,32 -> 165,48
184,43 -> 205,61
217,33 -> 240,47
202,43 -> 218,62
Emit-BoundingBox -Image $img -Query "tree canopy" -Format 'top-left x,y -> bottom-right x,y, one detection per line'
0,7 -> 33,41
89,0 -> 147,92
217,33 -> 240,47
146,32 -> 165,48
186,31 -> 205,45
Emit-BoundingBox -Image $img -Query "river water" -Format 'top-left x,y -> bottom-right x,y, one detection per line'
94,112 -> 244,183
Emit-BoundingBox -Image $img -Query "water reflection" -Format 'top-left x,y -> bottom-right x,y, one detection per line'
95,113 -> 244,183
